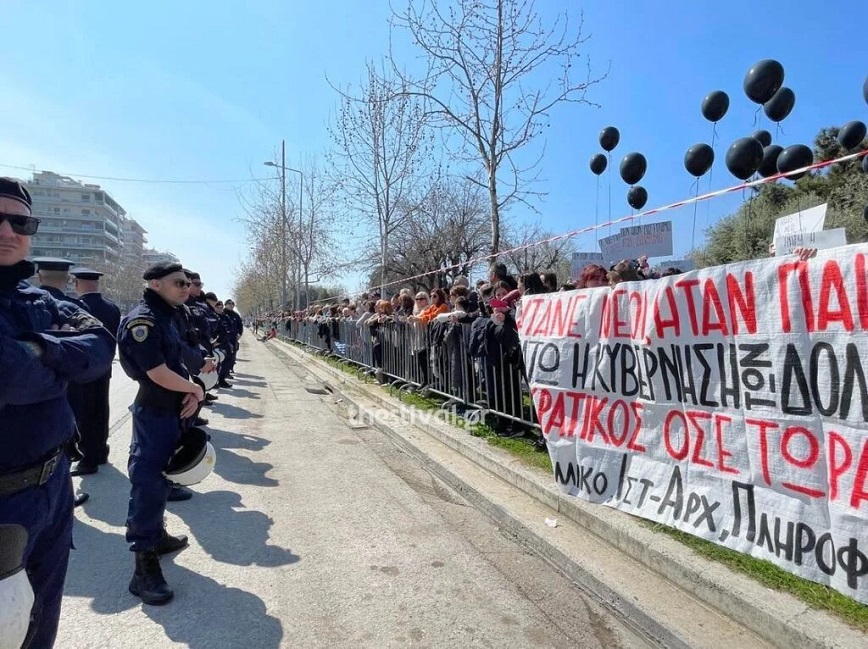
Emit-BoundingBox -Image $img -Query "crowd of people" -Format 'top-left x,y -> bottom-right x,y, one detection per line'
252,246 -> 819,445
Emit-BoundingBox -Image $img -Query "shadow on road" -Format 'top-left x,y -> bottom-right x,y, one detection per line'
174,490 -> 300,568
221,387 -> 260,399
145,559 -> 285,649
208,427 -> 271,452
212,447 -> 279,487
65,520 -> 284,648
76,463 -> 131,527
207,402 -> 263,419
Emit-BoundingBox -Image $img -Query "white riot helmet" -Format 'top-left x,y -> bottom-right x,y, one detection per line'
164,427 -> 216,486
194,369 -> 218,392
213,349 -> 226,365
0,524 -> 34,649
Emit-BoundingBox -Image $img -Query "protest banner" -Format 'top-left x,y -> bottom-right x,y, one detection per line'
599,221 -> 673,261
773,204 -> 827,240
774,228 -> 847,256
571,252 -> 605,280
518,244 -> 868,604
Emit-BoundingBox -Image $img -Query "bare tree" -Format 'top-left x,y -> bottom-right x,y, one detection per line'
500,220 -> 574,281
390,0 -> 604,257
369,174 -> 490,292
328,60 -> 432,293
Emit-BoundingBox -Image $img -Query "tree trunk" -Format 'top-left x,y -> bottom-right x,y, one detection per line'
488,169 -> 500,259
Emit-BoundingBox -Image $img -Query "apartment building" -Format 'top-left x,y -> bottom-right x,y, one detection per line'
26,171 -> 126,266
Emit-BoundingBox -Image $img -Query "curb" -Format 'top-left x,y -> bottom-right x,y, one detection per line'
269,339 -> 866,649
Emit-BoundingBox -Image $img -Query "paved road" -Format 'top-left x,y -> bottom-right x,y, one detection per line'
58,338 -> 652,649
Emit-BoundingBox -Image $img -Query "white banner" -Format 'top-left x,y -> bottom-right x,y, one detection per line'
773,204 -> 827,240
571,252 -> 605,280
518,245 -> 868,604
774,228 -> 847,256
599,221 -> 673,261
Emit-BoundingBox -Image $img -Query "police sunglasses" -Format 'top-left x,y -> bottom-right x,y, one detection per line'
0,213 -> 40,235
173,279 -> 193,288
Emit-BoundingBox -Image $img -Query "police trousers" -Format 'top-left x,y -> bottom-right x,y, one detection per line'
0,454 -> 73,649
126,406 -> 181,552
74,374 -> 112,465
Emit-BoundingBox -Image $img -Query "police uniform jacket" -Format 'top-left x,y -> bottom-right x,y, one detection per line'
118,289 -> 190,414
0,261 -> 115,471
185,296 -> 214,355
226,309 -> 243,340
175,304 -> 205,375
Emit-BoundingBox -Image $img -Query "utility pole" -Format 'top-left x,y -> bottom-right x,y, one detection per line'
264,144 -> 303,311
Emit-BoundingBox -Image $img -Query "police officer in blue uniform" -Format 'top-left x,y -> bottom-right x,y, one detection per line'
223,299 -> 243,378
33,257 -> 94,508
69,267 -> 121,475
117,261 -> 203,605
204,292 -> 233,388
0,177 -> 114,647
185,270 -> 219,404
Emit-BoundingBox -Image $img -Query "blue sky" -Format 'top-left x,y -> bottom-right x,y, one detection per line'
1,0 -> 865,300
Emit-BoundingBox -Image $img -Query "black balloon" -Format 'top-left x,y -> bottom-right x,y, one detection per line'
863,155 -> 868,174
684,143 -> 715,177
701,91 -> 729,122
599,127 -> 620,152
837,121 -> 867,151
776,144 -> 814,180
744,59 -> 785,104
763,87 -> 795,122
752,130 -> 772,148
589,153 -> 607,175
627,186 -> 648,210
758,145 -> 784,178
725,137 -> 764,180
863,76 -> 868,105
619,152 -> 647,185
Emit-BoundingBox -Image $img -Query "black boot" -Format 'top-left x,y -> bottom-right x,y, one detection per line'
167,485 -> 193,502
155,530 -> 189,555
218,379 -> 233,389
129,550 -> 174,605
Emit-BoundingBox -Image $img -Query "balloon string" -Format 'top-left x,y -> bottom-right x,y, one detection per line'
753,106 -> 762,128
607,153 -> 613,236
776,121 -> 786,138
690,179 -> 700,252
595,174 -> 600,244
743,187 -> 752,258
706,125 -> 717,235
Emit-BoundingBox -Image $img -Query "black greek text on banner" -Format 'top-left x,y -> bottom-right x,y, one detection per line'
519,244 -> 868,604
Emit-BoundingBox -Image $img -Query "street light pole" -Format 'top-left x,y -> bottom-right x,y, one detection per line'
264,147 -> 304,311
280,140 -> 288,309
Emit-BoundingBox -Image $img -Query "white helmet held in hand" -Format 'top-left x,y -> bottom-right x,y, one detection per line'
164,427 -> 216,486
194,369 -> 218,392
0,524 -> 34,649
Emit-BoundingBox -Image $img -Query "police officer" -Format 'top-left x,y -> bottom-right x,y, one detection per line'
0,177 -> 114,647
117,261 -> 203,605
223,299 -> 243,377
69,267 -> 121,475
185,271 -> 219,404
33,257 -> 94,508
204,292 -> 233,388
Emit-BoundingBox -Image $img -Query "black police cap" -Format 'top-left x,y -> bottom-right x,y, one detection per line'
143,261 -> 184,280
183,268 -> 200,280
33,257 -> 75,272
203,291 -> 218,301
71,267 -> 104,280
0,177 -> 32,209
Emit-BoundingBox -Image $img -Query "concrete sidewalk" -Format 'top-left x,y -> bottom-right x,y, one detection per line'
57,338 -> 651,648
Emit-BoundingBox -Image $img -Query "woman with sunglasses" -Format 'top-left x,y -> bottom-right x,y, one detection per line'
0,178 -> 115,648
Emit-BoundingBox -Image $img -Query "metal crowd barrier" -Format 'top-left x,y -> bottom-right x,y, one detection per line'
279,317 -> 539,434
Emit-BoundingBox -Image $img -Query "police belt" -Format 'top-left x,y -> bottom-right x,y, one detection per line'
0,446 -> 64,498
134,381 -> 184,412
